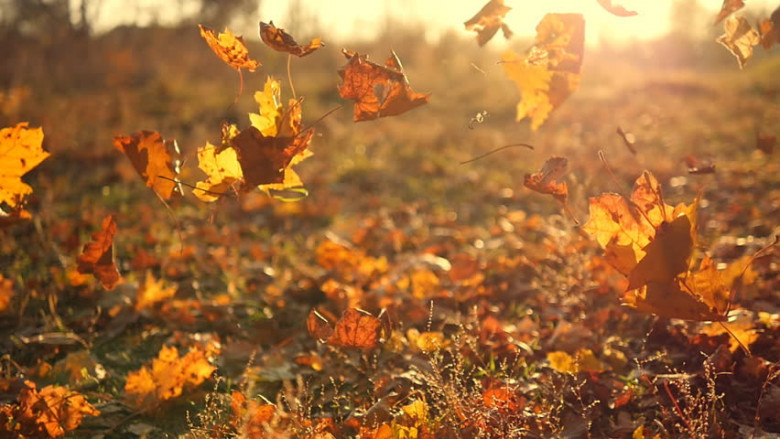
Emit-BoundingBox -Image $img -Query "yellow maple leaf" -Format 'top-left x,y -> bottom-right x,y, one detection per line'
502,14 -> 584,130
135,271 -> 178,311
0,122 -> 49,219
198,24 -> 260,72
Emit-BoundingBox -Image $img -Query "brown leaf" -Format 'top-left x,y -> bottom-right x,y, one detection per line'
523,156 -> 568,203
309,307 -> 383,351
596,0 -> 638,17
683,155 -> 716,174
259,21 -> 323,57
758,7 -> 780,49
464,0 -> 513,46
307,308 -> 334,340
113,130 -> 181,200
198,24 -> 260,71
338,50 -> 430,122
714,0 -> 745,25
756,130 -> 776,155
77,215 -> 120,290
717,15 -> 760,69
231,125 -> 314,187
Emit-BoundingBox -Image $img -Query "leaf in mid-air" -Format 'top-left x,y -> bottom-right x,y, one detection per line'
523,156 -> 569,203
596,0 -> 638,17
113,130 -> 181,200
195,77 -> 313,202
259,21 -> 323,57
502,13 -> 585,130
77,215 -> 121,290
338,49 -> 430,122
714,0 -> 745,25
0,122 -> 49,220
464,0 -> 513,46
198,24 -> 260,71
717,15 -> 760,69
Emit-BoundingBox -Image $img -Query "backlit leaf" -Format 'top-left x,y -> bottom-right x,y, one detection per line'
198,24 -> 260,71
113,130 -> 181,200
338,49 -> 430,122
596,0 -> 638,17
0,122 -> 49,220
77,215 -> 121,290
259,21 -> 323,57
717,15 -> 760,69
464,0 -> 513,46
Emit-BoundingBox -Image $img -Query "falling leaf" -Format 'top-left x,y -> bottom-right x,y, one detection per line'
259,21 -> 323,57
717,15 -> 760,69
758,7 -> 780,49
714,0 -> 745,25
683,155 -> 716,174
596,0 -> 638,17
338,49 -> 430,122
502,14 -> 585,130
464,0 -> 513,46
523,156 -> 569,203
124,345 -> 216,408
198,24 -> 260,71
0,122 -> 49,219
135,271 -> 178,311
616,126 -> 637,155
195,78 -> 313,202
0,380 -> 99,438
113,130 -> 181,200
77,215 -> 121,290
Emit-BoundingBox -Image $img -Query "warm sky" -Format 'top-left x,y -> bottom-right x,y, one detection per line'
91,0 -> 777,46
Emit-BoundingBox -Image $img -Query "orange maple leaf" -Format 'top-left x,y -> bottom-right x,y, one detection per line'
0,122 -> 49,220
113,130 -> 181,200
198,24 -> 260,72
76,215 -> 121,290
717,15 -> 760,69
338,49 -> 430,122
464,0 -> 513,46
124,345 -> 216,408
714,0 -> 745,25
596,0 -> 638,17
502,14 -> 585,130
195,78 -> 313,202
307,308 -> 383,351
135,271 -> 177,311
259,21 -> 324,57
523,156 -> 569,203
0,380 -> 100,438
230,391 -> 276,437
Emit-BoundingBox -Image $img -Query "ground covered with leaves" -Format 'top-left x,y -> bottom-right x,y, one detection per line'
1,6 -> 779,438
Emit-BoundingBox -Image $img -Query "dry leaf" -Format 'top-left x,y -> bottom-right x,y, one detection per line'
596,0 -> 638,17
714,0 -> 745,25
758,7 -> 780,49
195,78 -> 313,202
717,15 -> 760,69
0,380 -> 99,437
307,308 -> 334,340
502,14 -> 585,130
230,391 -> 276,437
259,21 -> 323,57
523,156 -> 569,203
198,24 -> 260,71
124,345 -> 215,407
464,0 -> 513,46
0,122 -> 49,220
77,215 -> 121,290
307,307 -> 383,351
0,275 -> 13,313
756,130 -> 776,155
113,130 -> 181,200
338,49 -> 430,122
135,271 -> 178,311
683,155 -> 716,174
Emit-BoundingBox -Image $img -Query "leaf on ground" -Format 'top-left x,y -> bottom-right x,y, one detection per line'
308,308 -> 383,351
230,391 -> 276,437
0,380 -> 99,438
338,49 -> 430,122
135,271 -> 178,311
0,275 -> 13,312
124,345 -> 215,408
523,156 -> 569,203
198,24 -> 260,71
77,215 -> 121,290
113,130 -> 181,200
195,78 -> 313,202
502,14 -> 584,130
0,122 -> 49,220
596,0 -> 638,17
756,130 -> 776,155
259,21 -> 323,57
464,0 -> 513,46
717,15 -> 760,69
714,0 -> 745,25
683,155 -> 716,174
